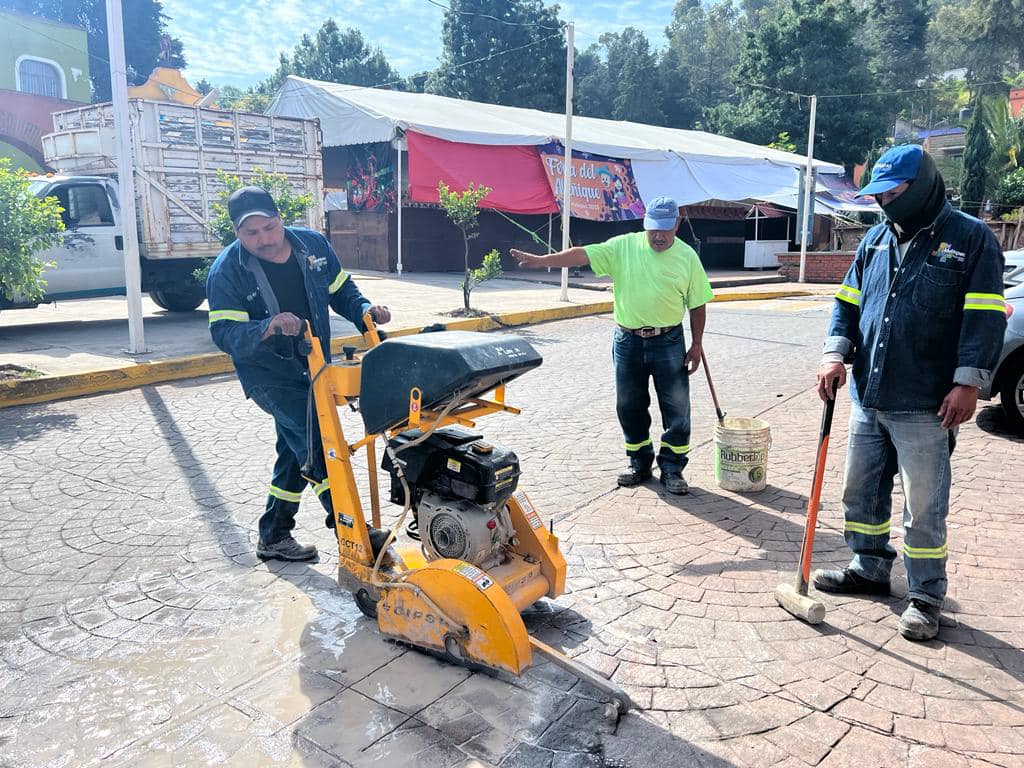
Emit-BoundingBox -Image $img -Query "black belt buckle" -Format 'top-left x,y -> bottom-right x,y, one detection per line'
638,326 -> 658,338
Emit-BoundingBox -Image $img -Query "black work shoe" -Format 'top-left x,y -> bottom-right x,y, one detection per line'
256,535 -> 317,562
899,599 -> 940,641
617,467 -> 652,487
660,472 -> 689,495
812,568 -> 891,596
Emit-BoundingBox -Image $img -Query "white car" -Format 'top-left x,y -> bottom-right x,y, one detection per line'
1004,248 -> 1024,287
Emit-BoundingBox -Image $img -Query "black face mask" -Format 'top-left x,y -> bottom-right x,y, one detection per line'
877,152 -> 946,241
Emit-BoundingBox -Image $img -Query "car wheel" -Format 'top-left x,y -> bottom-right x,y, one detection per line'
999,354 -> 1024,433
149,287 -> 204,312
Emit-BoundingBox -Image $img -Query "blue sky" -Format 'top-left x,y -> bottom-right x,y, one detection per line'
162,0 -> 680,88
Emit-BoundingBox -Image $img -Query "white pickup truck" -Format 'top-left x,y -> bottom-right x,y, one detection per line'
9,99 -> 323,312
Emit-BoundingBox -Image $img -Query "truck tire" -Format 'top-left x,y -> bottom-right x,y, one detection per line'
998,353 -> 1024,434
150,287 -> 205,312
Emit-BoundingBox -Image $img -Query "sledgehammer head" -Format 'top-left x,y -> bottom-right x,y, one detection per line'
774,583 -> 826,624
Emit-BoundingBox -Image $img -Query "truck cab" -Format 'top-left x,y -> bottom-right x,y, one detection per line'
21,175 -> 128,306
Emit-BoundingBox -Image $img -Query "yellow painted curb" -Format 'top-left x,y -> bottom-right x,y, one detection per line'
0,291 -> 812,409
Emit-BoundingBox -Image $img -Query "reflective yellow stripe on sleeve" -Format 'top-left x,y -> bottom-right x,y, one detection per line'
963,292 -> 1007,312
268,485 -> 303,503
313,479 -> 330,496
328,270 -> 350,294
835,284 -> 861,306
208,309 -> 250,326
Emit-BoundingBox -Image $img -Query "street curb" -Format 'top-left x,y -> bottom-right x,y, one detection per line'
0,290 -> 815,409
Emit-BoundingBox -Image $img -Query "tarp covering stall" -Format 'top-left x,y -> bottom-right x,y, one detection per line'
267,76 -> 845,210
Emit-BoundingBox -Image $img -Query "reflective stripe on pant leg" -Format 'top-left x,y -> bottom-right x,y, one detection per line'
882,410 -> 952,605
843,403 -> 899,582
649,328 -> 691,474
614,329 -> 654,469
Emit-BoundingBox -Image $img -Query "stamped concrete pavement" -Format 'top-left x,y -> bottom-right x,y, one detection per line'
1,302 -> 1022,767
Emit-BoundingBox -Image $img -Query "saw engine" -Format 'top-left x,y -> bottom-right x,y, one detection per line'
382,425 -> 520,570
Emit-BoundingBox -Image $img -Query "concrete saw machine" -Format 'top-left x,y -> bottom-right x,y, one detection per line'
305,319 -> 632,719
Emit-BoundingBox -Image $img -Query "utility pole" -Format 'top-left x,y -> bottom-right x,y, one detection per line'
798,94 -> 817,284
106,0 -> 146,352
560,21 -> 574,302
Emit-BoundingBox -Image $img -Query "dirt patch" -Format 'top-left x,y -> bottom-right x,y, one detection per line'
442,308 -> 489,318
0,364 -> 43,382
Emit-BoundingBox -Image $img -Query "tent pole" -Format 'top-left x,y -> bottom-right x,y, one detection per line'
396,140 -> 403,276
798,94 -> 817,284
560,21 -> 574,301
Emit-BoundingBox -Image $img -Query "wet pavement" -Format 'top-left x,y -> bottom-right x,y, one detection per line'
2,301 -> 1023,767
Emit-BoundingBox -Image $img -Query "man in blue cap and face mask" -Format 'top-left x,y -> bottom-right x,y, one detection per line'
511,196 -> 714,495
813,145 -> 1007,640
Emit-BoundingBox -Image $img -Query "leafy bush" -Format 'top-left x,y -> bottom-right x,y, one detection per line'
995,168 -> 1024,209
0,158 -> 63,303
437,181 -> 495,311
194,167 -> 315,283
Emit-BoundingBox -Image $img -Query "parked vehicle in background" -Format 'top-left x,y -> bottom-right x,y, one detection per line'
4,100 -> 322,313
980,282 -> 1024,433
1003,249 -> 1024,287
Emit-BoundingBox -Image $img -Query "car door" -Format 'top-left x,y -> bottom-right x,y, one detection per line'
39,181 -> 125,299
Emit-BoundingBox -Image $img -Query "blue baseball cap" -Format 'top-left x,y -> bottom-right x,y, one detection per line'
857,144 -> 924,197
643,196 -> 680,230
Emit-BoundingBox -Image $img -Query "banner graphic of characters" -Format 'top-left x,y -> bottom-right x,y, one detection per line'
537,142 -> 645,221
347,142 -> 396,213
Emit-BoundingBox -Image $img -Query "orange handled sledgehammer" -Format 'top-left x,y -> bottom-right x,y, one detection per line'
774,384 -> 837,624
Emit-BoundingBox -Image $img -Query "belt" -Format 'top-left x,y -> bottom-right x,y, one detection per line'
618,324 -> 679,338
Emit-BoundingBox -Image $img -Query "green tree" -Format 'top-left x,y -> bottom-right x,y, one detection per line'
865,0 -> 929,91
961,102 -> 992,216
262,19 -> 402,94
659,0 -> 744,129
0,159 -> 64,303
2,0 -> 186,100
427,0 -> 566,113
708,0 -> 889,170
575,29 -> 666,124
436,182 -> 496,312
192,168 -> 315,283
995,167 -> 1024,211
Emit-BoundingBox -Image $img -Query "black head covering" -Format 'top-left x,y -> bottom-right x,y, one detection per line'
877,150 -> 946,242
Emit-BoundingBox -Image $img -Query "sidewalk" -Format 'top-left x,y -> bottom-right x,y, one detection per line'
0,271 -> 832,407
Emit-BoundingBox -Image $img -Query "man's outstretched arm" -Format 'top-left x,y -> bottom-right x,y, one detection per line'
511,247 -> 590,269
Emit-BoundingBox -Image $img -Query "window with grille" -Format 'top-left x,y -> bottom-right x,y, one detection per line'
17,58 -> 63,98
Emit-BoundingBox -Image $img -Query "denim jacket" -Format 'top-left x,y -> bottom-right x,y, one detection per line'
206,226 -> 371,397
824,202 -> 1007,411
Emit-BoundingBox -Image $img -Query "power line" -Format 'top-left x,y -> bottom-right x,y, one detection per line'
422,0 -> 563,31
734,77 -> 1013,102
7,13 -> 562,105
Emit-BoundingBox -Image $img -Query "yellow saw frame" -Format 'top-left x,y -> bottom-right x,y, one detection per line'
305,317 -> 632,719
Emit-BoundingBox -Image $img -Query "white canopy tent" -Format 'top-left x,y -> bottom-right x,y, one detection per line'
267,76 -> 845,208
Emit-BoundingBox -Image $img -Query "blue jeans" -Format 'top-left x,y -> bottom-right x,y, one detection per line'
248,382 -> 334,544
842,402 -> 956,606
612,326 -> 691,475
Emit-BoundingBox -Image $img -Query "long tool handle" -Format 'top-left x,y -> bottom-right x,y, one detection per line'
700,350 -> 726,423
796,387 -> 837,593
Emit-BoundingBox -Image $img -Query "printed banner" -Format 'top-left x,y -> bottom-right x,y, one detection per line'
537,143 -> 645,222
346,141 -> 396,213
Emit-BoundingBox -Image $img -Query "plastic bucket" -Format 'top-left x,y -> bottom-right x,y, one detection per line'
714,417 -> 772,492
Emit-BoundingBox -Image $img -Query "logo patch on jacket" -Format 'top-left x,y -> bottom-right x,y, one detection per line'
934,242 -> 966,265
307,254 -> 327,272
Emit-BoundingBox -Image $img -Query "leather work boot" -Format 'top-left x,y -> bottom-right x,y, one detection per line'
660,472 -> 689,495
617,466 -> 652,487
899,599 -> 941,641
812,568 -> 891,596
256,535 -> 318,562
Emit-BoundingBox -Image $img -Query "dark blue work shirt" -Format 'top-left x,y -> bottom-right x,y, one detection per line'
824,203 -> 1007,411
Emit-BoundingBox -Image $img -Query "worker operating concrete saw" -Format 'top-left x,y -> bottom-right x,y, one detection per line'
303,322 -> 634,719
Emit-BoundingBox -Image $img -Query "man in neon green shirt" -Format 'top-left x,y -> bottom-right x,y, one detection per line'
512,196 -> 713,494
